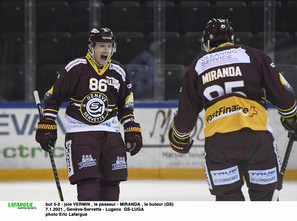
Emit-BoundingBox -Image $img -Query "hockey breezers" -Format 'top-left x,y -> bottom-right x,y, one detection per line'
33,90 -> 64,201
272,131 -> 296,201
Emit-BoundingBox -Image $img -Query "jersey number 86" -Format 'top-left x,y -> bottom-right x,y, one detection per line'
89,78 -> 108,92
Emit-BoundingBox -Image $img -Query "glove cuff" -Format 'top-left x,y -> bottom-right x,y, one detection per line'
125,126 -> 141,133
37,123 -> 57,130
172,126 -> 190,144
124,121 -> 141,133
168,127 -> 193,154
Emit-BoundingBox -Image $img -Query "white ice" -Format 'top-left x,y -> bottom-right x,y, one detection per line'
2,180 -> 297,221
1,179 -> 297,201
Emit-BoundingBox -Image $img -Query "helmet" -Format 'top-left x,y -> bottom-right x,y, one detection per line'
201,18 -> 234,51
89,27 -> 116,53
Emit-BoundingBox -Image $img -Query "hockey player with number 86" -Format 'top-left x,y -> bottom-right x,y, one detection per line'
35,27 -> 143,201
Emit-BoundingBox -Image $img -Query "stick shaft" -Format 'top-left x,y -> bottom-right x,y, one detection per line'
280,132 -> 295,174
33,90 -> 42,118
271,132 -> 295,201
33,90 -> 64,201
48,150 -> 64,201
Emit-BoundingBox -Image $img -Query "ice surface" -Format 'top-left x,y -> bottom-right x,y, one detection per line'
1,180 -> 296,221
1,179 -> 297,201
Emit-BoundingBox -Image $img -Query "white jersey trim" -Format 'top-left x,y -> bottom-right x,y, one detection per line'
44,112 -> 57,118
109,63 -> 126,82
64,115 -> 120,133
65,140 -> 74,177
65,59 -> 87,72
196,47 -> 250,75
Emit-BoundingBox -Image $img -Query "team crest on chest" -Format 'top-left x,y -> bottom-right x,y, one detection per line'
80,92 -> 109,123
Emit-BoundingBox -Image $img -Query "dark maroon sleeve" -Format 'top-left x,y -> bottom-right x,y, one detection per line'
116,66 -> 135,124
255,49 -> 296,117
43,64 -> 81,120
174,68 -> 204,133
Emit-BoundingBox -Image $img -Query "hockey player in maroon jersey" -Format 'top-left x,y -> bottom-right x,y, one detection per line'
168,18 -> 297,201
35,28 -> 143,201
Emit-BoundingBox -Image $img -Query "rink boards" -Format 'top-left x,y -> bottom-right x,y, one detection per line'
0,102 -> 297,181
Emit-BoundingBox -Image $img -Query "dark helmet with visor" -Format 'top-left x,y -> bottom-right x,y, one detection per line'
201,18 -> 234,51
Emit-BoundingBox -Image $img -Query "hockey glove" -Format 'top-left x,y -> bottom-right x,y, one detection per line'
124,121 -> 143,156
168,127 -> 193,154
35,118 -> 57,151
281,114 -> 297,134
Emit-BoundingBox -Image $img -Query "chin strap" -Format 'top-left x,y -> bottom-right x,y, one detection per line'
88,48 -> 104,68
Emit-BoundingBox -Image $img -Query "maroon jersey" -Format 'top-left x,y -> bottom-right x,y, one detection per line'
174,43 -> 297,137
43,52 -> 135,133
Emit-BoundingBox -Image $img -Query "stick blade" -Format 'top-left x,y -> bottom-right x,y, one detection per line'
271,189 -> 279,201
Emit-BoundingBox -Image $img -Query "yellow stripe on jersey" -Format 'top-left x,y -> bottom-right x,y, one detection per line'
44,108 -> 59,113
70,97 -> 82,103
85,52 -> 111,76
204,96 -> 269,137
48,86 -> 54,95
279,72 -> 294,93
210,42 -> 234,52
125,92 -> 134,105
279,72 -> 289,86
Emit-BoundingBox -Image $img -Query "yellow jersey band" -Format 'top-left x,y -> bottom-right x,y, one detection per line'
204,96 -> 270,137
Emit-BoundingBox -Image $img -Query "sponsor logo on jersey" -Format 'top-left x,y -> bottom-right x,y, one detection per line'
106,76 -> 120,91
110,63 -> 126,81
127,83 -> 132,89
112,156 -> 127,170
80,92 -> 109,123
270,62 -> 276,68
248,167 -> 277,185
78,155 -> 97,169
204,96 -> 269,137
210,165 -> 240,186
206,104 -> 257,123
196,47 -> 250,75
65,59 -> 87,72
65,140 -> 74,176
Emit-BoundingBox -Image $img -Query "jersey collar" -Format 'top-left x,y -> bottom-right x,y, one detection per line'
210,42 -> 234,52
85,52 -> 111,76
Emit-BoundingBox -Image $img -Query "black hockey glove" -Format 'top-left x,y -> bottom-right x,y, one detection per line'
168,127 -> 193,154
35,117 -> 57,151
281,114 -> 297,134
124,121 -> 143,156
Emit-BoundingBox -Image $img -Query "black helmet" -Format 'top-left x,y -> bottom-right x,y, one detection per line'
89,27 -> 116,53
201,18 -> 234,51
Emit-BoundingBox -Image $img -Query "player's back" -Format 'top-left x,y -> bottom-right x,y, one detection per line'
195,44 -> 270,109
190,43 -> 294,137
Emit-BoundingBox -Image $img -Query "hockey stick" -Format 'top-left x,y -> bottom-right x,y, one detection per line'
33,90 -> 64,201
271,131 -> 296,201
